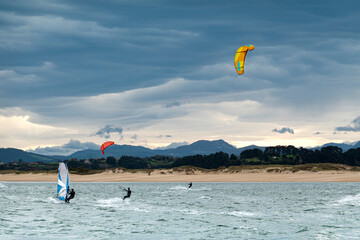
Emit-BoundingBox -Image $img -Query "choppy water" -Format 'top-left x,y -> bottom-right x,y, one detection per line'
1,182 -> 360,239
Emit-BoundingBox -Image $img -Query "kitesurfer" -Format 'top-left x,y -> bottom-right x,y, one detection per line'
123,187 -> 131,200
188,182 -> 192,189
65,188 -> 75,203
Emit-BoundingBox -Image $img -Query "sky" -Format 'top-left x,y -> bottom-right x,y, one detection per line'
1,0 -> 360,155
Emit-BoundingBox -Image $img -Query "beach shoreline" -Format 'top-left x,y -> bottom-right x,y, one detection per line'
1,169 -> 360,182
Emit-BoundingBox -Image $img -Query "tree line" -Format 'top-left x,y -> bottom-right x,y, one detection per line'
172,146 -> 360,168
1,145 -> 360,171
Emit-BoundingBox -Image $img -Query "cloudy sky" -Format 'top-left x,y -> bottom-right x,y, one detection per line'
1,0 -> 360,155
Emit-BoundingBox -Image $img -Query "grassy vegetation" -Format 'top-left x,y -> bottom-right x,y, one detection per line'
69,167 -> 103,175
173,165 -> 217,173
0,169 -> 58,174
1,163 -> 359,175
224,163 -> 360,173
146,158 -> 175,168
290,163 -> 360,172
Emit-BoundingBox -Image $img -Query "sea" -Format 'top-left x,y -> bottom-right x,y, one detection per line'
1,182 -> 360,240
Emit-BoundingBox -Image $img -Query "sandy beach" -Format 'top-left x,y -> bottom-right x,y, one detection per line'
1,169 -> 360,182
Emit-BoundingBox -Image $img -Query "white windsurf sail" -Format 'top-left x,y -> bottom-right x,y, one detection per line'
57,162 -> 69,201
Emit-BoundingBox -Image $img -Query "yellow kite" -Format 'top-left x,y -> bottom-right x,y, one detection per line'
234,45 -> 255,75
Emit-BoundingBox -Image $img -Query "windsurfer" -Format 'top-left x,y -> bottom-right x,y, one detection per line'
65,188 -> 75,203
188,182 -> 192,189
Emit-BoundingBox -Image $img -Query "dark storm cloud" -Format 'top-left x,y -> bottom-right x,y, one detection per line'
95,125 -> 123,138
272,127 -> 295,134
166,101 -> 182,108
156,135 -> 172,138
2,0 -> 359,107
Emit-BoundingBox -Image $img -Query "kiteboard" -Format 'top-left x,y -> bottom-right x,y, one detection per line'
57,162 -> 70,202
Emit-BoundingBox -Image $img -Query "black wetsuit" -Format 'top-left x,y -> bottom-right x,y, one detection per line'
65,189 -> 75,203
188,182 -> 192,188
123,189 -> 131,200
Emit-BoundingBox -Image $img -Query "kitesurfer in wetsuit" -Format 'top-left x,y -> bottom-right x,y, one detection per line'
188,182 -> 192,189
65,188 -> 75,203
123,187 -> 131,200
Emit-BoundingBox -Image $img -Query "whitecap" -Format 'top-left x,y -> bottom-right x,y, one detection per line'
46,197 -> 61,204
335,194 -> 360,206
130,207 -> 150,213
97,197 -> 124,207
200,196 -> 212,200
170,186 -> 188,190
225,211 -> 257,217
190,187 -> 211,191
0,183 -> 7,188
170,186 -> 211,191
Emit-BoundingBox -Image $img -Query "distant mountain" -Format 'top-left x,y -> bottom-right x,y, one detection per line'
63,144 -> 156,160
44,139 -> 360,160
3,139 -> 359,163
315,141 -> 360,152
155,142 -> 188,150
0,148 -> 56,163
158,139 -> 240,157
354,141 -> 360,148
321,143 -> 354,152
155,140 -> 266,157
238,144 -> 266,153
63,139 -> 263,159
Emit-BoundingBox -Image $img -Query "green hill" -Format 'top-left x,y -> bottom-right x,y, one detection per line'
0,148 -> 56,163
